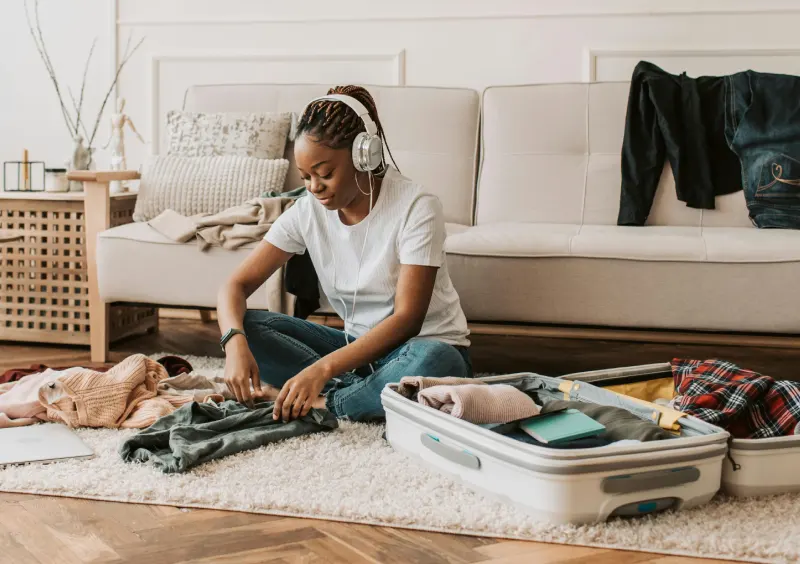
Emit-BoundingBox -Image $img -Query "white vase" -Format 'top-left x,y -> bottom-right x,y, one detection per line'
68,136 -> 93,192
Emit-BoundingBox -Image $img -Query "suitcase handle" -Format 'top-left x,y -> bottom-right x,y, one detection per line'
602,466 -> 700,494
420,433 -> 481,470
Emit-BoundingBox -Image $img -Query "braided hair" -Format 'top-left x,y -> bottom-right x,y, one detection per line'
296,85 -> 399,175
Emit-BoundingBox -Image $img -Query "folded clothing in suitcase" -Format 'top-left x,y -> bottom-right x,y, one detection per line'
381,372 -> 729,525
567,363 -> 800,498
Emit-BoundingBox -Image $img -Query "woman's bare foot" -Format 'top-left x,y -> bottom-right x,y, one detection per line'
253,385 -> 281,402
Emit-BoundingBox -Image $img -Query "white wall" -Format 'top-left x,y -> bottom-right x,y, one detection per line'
0,0 -> 113,184
114,0 -> 800,170
8,0 -> 800,177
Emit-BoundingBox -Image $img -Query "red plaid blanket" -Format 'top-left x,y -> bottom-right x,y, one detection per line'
671,359 -> 800,439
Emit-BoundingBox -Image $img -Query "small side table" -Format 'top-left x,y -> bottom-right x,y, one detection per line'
0,187 -> 157,346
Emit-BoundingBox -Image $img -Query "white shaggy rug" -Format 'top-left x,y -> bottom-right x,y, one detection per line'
1,354 -> 799,563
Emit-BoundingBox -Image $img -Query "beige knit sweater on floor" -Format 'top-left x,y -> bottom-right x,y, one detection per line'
38,354 -> 171,428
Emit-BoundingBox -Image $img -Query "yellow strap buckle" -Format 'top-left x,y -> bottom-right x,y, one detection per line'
557,379 -> 684,431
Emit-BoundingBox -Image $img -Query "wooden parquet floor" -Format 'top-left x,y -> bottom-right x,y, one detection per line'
0,492 -> 730,564
0,316 -> 781,563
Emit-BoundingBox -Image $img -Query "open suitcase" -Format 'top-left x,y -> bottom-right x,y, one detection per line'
382,372 -> 730,525
566,363 -> 800,498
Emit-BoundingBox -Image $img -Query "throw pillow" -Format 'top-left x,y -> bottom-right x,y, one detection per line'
133,155 -> 290,222
165,111 -> 292,160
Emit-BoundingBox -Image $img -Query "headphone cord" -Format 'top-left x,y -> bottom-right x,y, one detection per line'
328,171 -> 376,374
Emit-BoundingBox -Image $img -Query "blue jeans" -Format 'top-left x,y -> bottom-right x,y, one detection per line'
725,71 -> 800,229
242,311 -> 473,421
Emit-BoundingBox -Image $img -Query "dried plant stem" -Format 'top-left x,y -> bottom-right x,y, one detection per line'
87,34 -> 145,147
24,0 -> 77,136
24,0 -> 144,148
75,37 -> 97,133
68,88 -> 92,141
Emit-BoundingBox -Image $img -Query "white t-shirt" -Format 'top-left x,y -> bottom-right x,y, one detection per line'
265,167 -> 470,347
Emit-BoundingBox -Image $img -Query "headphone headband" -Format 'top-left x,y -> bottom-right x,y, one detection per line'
300,92 -> 384,172
302,94 -> 378,136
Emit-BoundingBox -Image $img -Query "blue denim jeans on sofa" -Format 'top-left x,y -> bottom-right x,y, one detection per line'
725,71 -> 800,229
242,310 -> 472,421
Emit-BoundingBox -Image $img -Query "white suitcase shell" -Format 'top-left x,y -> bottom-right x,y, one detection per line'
566,363 -> 800,498
382,372 -> 729,525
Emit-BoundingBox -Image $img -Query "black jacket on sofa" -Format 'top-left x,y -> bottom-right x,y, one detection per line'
618,61 -> 743,226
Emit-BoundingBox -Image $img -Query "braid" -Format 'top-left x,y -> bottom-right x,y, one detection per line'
296,85 -> 399,173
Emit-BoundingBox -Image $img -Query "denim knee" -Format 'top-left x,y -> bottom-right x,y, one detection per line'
241,311 -> 290,359
242,310 -> 290,340
243,309 -> 281,329
400,340 -> 472,379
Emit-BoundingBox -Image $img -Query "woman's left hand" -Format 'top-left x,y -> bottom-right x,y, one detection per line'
274,363 -> 330,421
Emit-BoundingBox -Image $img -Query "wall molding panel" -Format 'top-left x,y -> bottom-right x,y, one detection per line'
586,48 -> 800,82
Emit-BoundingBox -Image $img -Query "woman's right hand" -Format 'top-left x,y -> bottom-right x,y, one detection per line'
223,337 -> 262,406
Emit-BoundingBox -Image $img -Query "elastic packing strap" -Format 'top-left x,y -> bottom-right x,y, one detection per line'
558,380 -> 686,432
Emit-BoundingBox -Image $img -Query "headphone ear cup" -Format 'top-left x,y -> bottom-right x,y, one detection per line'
353,132 -> 383,172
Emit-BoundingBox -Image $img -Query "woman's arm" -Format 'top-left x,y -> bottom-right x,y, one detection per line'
274,263 -> 437,420
217,240 -> 292,403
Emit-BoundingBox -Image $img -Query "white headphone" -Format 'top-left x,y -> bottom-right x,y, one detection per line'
302,94 -> 384,172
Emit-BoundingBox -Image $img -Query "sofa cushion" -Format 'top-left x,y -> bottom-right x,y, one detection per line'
97,223 -> 284,311
702,227 -> 800,263
165,110 -> 292,160
445,223 -> 578,257
570,226 -> 706,262
184,84 -> 480,226
446,223 -> 800,263
132,155 -> 290,222
477,82 -> 753,228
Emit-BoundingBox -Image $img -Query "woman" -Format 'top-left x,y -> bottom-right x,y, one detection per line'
217,85 -> 471,423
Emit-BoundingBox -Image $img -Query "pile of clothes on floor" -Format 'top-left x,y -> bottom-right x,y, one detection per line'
0,354 -> 337,473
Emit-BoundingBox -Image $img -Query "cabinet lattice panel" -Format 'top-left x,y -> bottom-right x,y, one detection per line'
1,196 -> 156,345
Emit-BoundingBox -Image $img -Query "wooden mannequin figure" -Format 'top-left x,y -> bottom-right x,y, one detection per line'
102,97 -> 144,193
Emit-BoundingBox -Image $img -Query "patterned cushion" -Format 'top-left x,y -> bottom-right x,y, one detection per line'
165,111 -> 291,160
132,155 -> 290,222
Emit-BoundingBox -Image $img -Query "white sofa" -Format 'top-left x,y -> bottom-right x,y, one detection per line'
86,82 -> 800,362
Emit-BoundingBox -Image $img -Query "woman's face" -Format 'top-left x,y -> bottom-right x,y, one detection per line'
295,134 -> 359,210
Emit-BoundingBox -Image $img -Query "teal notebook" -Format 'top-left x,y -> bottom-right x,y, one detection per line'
519,409 -> 606,445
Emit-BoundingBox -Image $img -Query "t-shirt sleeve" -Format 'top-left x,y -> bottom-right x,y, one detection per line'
264,200 -> 307,254
398,194 -> 446,267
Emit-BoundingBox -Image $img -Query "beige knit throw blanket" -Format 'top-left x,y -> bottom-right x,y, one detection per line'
417,384 -> 541,424
146,197 -> 294,251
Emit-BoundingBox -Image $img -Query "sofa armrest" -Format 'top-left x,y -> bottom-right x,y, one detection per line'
67,170 -> 140,362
